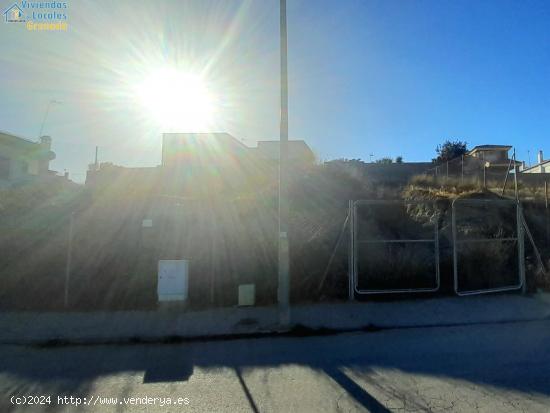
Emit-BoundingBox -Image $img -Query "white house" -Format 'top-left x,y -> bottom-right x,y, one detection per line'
0,131 -> 56,188
522,150 -> 549,174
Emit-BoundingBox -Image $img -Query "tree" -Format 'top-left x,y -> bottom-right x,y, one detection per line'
375,157 -> 393,164
434,140 -> 467,163
395,156 -> 403,164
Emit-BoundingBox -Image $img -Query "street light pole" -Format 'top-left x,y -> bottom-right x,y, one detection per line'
278,0 -> 290,328
38,99 -> 61,138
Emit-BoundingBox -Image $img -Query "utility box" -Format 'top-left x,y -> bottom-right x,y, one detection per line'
238,284 -> 255,306
157,260 -> 189,302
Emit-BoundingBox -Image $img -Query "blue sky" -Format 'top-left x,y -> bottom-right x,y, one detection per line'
1,0 -> 550,181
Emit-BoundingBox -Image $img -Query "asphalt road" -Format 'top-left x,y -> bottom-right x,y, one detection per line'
2,320 -> 550,412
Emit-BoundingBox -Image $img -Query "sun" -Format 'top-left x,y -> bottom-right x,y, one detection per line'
135,68 -> 217,131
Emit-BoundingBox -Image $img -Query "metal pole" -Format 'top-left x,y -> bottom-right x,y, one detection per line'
452,200 -> 458,294
483,165 -> 487,189
210,234 -> 215,306
545,181 -> 549,248
317,209 -> 349,296
513,149 -> 524,293
517,203 -> 526,294
38,103 -> 52,138
521,212 -> 548,277
348,200 -> 354,301
38,99 -> 60,138
461,155 -> 464,184
545,181 -> 548,210
64,213 -> 74,308
501,156 -> 514,196
513,149 -> 519,201
278,0 -> 290,328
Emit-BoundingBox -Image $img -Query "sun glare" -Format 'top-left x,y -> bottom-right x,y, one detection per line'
136,68 -> 217,131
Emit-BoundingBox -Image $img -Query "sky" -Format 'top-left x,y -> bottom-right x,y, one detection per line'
1,0 -> 550,182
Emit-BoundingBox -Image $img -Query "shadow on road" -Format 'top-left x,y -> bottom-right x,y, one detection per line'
234,366 -> 260,413
323,366 -> 390,413
1,321 -> 550,411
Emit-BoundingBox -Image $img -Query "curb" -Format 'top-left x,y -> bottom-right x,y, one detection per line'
3,316 -> 550,347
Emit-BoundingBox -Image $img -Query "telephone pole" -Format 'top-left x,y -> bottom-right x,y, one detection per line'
278,0 -> 290,328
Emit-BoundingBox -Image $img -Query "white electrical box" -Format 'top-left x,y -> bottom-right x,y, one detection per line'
157,260 -> 189,302
238,284 -> 255,306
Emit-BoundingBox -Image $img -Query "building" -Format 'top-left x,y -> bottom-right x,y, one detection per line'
161,133 -> 315,167
161,132 -> 251,168
460,144 -> 523,181
251,140 -> 315,164
521,150 -> 549,174
86,132 -> 315,196
467,145 -> 513,166
0,131 -> 56,188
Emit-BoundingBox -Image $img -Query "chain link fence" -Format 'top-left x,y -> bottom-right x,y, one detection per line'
352,200 -> 440,294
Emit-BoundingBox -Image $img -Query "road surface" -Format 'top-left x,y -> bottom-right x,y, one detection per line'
2,320 -> 550,412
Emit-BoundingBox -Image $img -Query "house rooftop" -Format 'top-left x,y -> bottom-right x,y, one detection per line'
521,159 -> 550,173
0,130 -> 39,146
468,145 -> 512,153
255,139 -> 309,147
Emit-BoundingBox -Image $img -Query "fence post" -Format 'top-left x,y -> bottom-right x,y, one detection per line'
461,155 -> 464,184
210,216 -> 215,306
64,212 -> 74,308
546,180 -> 549,209
348,200 -> 355,301
513,149 -> 519,201
501,157 -> 514,196
517,203 -> 526,294
317,206 -> 350,296
451,199 -> 458,294
545,181 -> 549,248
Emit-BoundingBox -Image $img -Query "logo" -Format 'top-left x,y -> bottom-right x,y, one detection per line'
3,4 -> 25,22
3,1 -> 69,31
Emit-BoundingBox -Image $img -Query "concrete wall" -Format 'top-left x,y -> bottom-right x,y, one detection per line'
324,161 -> 433,185
364,163 -> 433,183
518,173 -> 550,187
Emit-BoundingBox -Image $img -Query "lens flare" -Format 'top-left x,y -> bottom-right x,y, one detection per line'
135,68 -> 217,132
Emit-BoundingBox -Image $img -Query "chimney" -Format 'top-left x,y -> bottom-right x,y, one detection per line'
521,161 -> 526,171
538,150 -> 544,165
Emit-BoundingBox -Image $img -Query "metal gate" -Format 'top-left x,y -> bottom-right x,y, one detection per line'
452,198 -> 525,296
351,200 -> 440,295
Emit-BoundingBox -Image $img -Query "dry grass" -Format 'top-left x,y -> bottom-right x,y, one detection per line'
406,174 -> 550,202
